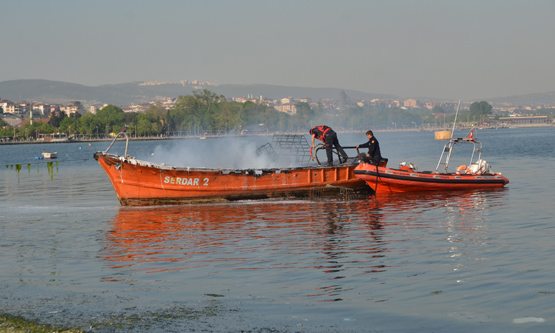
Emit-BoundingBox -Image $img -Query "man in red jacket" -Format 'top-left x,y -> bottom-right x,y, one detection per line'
309,125 -> 348,166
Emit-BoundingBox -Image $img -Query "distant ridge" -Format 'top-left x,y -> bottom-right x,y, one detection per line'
489,91 -> 555,106
0,79 -> 394,106
1,79 -> 554,106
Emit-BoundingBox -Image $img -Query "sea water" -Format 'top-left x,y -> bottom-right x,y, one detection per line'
0,128 -> 554,332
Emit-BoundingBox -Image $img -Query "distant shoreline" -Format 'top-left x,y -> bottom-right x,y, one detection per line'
0,124 -> 552,146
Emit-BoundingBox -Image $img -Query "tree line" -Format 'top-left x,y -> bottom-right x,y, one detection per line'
2,89 -> 549,140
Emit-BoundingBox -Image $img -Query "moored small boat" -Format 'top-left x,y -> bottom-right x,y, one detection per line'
95,133 -> 370,206
36,152 -> 57,159
354,130 -> 509,193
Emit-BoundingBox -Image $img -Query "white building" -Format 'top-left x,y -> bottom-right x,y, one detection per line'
33,103 -> 51,116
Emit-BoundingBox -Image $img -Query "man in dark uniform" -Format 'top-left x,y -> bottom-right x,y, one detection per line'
356,130 -> 382,164
309,125 -> 348,166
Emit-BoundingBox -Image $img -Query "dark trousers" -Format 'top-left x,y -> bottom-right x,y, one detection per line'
362,155 -> 378,164
324,132 -> 348,165
361,155 -> 374,164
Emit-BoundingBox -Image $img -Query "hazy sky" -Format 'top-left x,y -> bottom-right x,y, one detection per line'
3,0 -> 555,100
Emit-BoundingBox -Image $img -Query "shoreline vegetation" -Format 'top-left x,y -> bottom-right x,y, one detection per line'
2,91 -> 552,146
0,314 -> 84,333
1,124 -> 552,146
1,299 -> 235,332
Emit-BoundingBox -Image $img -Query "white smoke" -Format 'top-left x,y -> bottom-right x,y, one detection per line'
144,136 -> 307,169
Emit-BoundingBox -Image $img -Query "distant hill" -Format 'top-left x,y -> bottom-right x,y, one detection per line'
0,79 -> 396,106
1,79 -> 554,107
489,91 -> 555,106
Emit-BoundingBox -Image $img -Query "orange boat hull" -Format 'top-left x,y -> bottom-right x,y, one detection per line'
95,152 -> 370,206
354,163 -> 509,193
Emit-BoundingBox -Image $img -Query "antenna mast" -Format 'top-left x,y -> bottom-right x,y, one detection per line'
451,100 -> 461,137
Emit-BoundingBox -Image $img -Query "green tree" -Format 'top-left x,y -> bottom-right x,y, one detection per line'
48,112 -> 66,128
432,105 -> 445,114
469,101 -> 493,116
165,110 -> 174,133
96,105 -> 125,133
174,95 -> 202,135
59,116 -> 79,134
193,89 -> 225,107
37,122 -> 56,135
293,102 -> 313,131
136,114 -> 153,136
144,103 -> 168,134
122,112 -> 138,127
78,112 -> 99,134
172,90 -> 225,135
215,102 -> 241,132
0,127 -> 14,137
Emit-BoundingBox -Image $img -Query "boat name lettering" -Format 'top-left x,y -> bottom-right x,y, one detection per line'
163,176 -> 201,186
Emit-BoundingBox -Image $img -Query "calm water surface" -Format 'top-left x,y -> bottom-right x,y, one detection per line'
1,128 -> 554,332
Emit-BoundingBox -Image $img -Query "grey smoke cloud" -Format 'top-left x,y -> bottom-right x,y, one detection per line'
142,136 -> 308,169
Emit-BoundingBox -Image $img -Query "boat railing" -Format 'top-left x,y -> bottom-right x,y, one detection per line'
342,146 -> 388,167
256,134 -> 313,164
342,146 -> 363,161
103,132 -> 130,158
256,135 -> 363,166
435,138 -> 482,173
272,134 -> 312,163
312,145 -> 362,165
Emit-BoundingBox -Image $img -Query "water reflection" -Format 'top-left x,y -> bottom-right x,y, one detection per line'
102,201 -> 384,269
100,189 -> 508,302
369,189 -> 509,288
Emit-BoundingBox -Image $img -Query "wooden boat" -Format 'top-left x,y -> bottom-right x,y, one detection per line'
35,151 -> 57,159
41,152 -> 57,159
94,133 -> 370,206
353,130 -> 509,193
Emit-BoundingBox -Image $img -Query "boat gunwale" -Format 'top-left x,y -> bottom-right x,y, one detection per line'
353,167 -> 508,185
94,151 -> 356,173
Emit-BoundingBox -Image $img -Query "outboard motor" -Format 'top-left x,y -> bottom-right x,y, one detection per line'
469,159 -> 492,174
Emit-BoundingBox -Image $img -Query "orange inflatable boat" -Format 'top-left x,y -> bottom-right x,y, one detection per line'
354,131 -> 509,193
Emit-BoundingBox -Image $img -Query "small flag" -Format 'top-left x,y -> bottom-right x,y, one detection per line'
466,129 -> 474,139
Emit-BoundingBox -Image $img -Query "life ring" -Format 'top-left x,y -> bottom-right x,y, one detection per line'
456,165 -> 468,174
